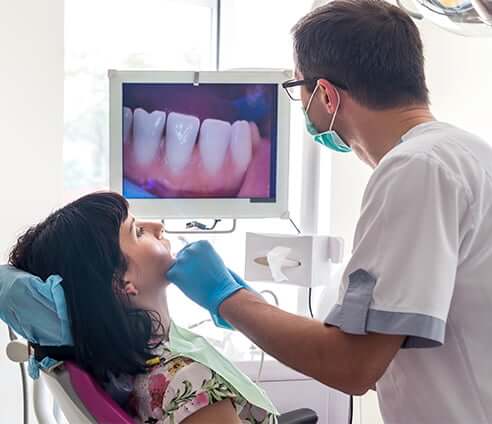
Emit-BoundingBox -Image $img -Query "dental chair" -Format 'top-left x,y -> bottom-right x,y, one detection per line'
6,336 -> 319,424
1,265 -> 318,424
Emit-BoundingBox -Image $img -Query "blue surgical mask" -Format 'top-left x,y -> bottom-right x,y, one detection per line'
303,84 -> 351,153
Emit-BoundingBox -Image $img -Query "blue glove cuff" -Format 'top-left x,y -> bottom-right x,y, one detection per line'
211,312 -> 234,330
211,269 -> 255,330
208,278 -> 244,330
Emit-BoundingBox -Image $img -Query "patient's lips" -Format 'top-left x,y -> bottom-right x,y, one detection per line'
124,108 -> 270,197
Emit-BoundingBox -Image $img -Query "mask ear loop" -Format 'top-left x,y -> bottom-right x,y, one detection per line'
328,88 -> 341,131
306,82 -> 341,131
305,83 -> 320,114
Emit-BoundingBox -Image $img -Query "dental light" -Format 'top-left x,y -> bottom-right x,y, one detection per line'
397,0 -> 492,36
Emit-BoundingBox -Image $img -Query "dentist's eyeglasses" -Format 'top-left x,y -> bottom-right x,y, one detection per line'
282,78 -> 348,101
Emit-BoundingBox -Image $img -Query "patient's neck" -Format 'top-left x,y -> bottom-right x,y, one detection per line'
137,286 -> 171,340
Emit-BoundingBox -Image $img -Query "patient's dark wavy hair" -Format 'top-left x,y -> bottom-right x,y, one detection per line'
9,191 -> 163,382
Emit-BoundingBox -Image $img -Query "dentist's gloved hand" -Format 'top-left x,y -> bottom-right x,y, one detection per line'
166,240 -> 253,330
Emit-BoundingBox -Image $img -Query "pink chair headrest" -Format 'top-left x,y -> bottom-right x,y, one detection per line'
65,361 -> 135,424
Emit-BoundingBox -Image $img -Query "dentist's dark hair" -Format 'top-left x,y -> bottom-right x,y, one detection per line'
9,191 -> 164,382
292,0 -> 429,109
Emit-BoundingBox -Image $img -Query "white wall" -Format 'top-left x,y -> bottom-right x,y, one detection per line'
0,0 -> 64,422
329,18 -> 492,424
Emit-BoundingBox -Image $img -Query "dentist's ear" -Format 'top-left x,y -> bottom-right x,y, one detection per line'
318,79 -> 340,114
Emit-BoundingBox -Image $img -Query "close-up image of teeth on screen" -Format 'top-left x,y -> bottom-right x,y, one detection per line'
122,83 -> 278,200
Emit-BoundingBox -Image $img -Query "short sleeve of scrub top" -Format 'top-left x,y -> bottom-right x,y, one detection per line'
324,151 -> 471,348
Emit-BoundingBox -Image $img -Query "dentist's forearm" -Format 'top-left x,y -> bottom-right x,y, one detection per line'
219,289 -> 405,395
219,289 -> 370,394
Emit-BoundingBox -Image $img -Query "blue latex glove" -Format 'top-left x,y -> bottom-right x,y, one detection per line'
166,240 -> 252,329
215,267 -> 252,329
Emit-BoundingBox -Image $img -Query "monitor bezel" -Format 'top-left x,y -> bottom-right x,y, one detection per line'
109,69 -> 291,219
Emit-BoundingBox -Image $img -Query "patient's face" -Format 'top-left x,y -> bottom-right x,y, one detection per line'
118,213 -> 174,296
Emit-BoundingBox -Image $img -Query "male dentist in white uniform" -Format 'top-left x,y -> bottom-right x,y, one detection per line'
168,1 -> 492,422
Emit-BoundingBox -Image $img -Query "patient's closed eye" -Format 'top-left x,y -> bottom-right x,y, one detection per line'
136,227 -> 144,238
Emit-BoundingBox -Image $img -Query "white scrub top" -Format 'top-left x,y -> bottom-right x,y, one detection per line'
325,121 -> 492,423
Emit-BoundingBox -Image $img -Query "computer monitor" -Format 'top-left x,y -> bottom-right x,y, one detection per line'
109,70 -> 290,219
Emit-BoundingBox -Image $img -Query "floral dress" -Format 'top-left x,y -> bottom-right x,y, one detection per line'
125,342 -> 276,424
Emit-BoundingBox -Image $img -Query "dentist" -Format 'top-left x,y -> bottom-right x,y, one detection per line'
168,1 -> 492,423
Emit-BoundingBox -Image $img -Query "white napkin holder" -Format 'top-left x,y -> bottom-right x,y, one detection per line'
244,232 -> 344,287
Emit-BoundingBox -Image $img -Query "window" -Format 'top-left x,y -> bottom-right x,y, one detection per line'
64,0 -> 218,201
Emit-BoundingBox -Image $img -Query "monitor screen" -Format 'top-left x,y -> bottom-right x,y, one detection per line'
122,83 -> 278,201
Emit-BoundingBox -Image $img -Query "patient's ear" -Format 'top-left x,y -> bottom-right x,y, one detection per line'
120,261 -> 138,296
123,281 -> 138,296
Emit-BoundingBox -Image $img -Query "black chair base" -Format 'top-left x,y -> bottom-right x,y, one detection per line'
278,408 -> 318,424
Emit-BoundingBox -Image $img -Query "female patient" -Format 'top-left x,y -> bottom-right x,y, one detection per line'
9,191 -> 275,424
